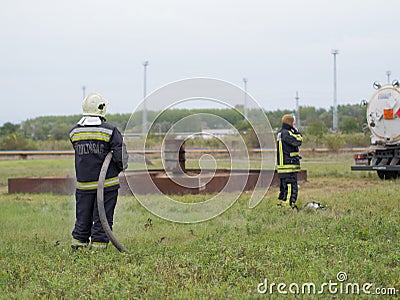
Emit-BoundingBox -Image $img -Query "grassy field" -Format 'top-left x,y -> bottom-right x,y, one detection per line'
0,153 -> 399,299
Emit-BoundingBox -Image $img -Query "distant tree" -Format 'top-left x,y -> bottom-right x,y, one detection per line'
150,121 -> 173,134
319,111 -> 332,129
107,113 -> 131,131
265,109 -> 294,130
22,116 -> 80,140
244,128 -> 260,149
299,106 -> 318,124
10,104 -> 368,144
339,116 -> 360,133
234,120 -> 250,132
0,122 -> 19,136
306,120 -> 328,147
330,104 -> 366,132
306,120 -> 328,136
49,123 -> 71,140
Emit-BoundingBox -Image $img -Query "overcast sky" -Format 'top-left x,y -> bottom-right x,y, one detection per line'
1,0 -> 399,125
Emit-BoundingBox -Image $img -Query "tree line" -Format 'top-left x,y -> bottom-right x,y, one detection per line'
0,104 -> 368,150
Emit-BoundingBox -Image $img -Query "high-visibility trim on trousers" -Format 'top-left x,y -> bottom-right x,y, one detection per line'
71,238 -> 88,247
76,176 -> 119,191
91,241 -> 108,249
287,183 -> 292,202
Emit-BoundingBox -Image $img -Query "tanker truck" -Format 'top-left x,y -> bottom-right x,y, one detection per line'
351,80 -> 400,179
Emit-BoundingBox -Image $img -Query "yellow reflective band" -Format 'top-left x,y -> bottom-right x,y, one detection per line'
70,127 -> 113,143
70,127 -> 113,138
71,132 -> 111,142
277,165 -> 300,170
277,165 -> 301,173
104,177 -> 120,188
288,131 -> 303,141
278,140 -> 284,166
76,176 -> 119,190
91,242 -> 108,249
287,183 -> 292,200
290,152 -> 299,157
72,238 -> 88,247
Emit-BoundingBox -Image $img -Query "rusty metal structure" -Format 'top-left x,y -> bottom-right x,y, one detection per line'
8,170 -> 307,195
8,140 -> 307,195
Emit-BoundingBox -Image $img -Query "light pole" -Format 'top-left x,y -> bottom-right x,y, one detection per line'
243,78 -> 248,119
295,91 -> 300,129
82,85 -> 86,99
142,61 -> 149,135
331,49 -> 339,132
386,71 -> 391,84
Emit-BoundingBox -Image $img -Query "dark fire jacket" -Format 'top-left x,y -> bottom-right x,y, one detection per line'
276,123 -> 303,173
69,120 -> 128,193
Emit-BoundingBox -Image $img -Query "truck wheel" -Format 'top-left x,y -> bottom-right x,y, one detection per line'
377,171 -> 397,180
377,171 -> 385,179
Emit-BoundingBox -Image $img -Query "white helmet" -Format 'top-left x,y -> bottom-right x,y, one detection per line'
82,93 -> 109,117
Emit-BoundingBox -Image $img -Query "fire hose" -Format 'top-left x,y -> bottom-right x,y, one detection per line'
97,152 -> 129,253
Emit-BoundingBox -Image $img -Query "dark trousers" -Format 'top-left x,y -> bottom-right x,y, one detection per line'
278,172 -> 298,204
72,189 -> 118,243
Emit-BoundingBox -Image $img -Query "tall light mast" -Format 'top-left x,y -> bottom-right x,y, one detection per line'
331,49 -> 339,132
142,61 -> 149,135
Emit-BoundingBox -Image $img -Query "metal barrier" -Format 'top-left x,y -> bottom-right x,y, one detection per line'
0,147 -> 369,158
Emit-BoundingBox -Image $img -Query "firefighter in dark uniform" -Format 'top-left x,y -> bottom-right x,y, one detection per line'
276,114 -> 302,209
70,93 -> 128,250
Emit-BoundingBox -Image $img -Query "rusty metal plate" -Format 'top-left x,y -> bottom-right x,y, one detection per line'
8,170 -> 307,195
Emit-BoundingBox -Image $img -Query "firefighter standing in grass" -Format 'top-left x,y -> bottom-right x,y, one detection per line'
276,114 -> 302,209
70,93 -> 128,251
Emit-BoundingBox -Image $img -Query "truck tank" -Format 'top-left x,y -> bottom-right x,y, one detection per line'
352,80 -> 400,179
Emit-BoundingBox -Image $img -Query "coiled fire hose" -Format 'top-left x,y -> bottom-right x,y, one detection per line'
97,152 -> 129,253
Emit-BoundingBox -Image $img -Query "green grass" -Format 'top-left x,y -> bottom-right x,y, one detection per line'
0,158 -> 74,189
0,153 -> 399,299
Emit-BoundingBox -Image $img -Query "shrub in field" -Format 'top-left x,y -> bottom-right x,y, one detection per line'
324,133 -> 346,152
36,140 -> 72,150
342,132 -> 370,147
0,133 -> 38,150
301,134 -> 320,149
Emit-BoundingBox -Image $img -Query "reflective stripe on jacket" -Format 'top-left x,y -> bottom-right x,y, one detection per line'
76,176 -> 120,190
70,127 -> 113,143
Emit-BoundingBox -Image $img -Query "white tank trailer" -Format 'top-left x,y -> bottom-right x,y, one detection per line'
352,80 -> 400,179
